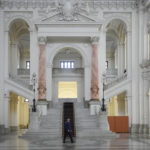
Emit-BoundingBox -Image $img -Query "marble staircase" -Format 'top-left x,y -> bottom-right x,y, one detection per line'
75,105 -> 114,137
23,101 -> 115,138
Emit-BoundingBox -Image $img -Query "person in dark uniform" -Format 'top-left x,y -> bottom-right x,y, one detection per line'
63,118 -> 74,143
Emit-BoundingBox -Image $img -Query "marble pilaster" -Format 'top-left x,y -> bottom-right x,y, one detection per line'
90,37 -> 99,101
38,37 -> 47,101
89,37 -> 100,115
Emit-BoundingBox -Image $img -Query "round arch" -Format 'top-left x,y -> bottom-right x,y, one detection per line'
104,16 -> 130,32
48,44 -> 90,68
6,16 -> 33,32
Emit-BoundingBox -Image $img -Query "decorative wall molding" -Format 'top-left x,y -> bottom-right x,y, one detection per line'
38,37 -> 47,45
0,0 -> 138,10
4,11 -> 33,31
47,44 -> 90,68
91,36 -> 99,44
103,12 -> 132,31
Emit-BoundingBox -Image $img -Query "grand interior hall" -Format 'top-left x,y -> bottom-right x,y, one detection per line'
0,0 -> 150,149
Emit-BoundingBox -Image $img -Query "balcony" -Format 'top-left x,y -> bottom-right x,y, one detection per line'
104,73 -> 127,90
52,68 -> 84,75
9,73 -> 32,90
17,68 -> 30,76
106,68 -> 118,76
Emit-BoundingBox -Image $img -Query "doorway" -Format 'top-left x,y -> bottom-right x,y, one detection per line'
63,102 -> 76,137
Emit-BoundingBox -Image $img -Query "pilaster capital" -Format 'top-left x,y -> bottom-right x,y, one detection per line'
90,36 -> 99,44
38,36 -> 47,45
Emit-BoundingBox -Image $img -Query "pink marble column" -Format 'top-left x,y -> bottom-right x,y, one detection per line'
38,37 -> 47,100
91,37 -> 99,100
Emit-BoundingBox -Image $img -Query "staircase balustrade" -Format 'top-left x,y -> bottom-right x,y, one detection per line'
104,73 -> 127,90
9,73 -> 32,90
17,68 -> 30,75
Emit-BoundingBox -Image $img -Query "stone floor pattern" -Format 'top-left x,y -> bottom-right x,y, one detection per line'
0,131 -> 150,150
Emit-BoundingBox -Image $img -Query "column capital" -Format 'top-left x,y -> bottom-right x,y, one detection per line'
38,36 -> 47,45
90,36 -> 99,44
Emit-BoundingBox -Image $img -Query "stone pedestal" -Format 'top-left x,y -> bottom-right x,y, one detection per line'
37,100 -> 48,116
131,124 -> 139,133
29,111 -> 41,131
98,111 -> 109,130
89,101 -> 101,115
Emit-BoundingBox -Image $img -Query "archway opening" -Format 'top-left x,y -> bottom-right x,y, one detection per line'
105,19 -> 127,83
9,19 -> 30,83
52,48 -> 84,101
107,91 -> 129,133
9,92 -> 29,130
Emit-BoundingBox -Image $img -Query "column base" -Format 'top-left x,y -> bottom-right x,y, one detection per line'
138,124 -> 144,134
131,124 -> 139,133
98,111 -> 109,130
37,100 -> 48,116
89,100 -> 100,115
143,124 -> 149,135
0,125 -> 10,134
29,112 -> 41,131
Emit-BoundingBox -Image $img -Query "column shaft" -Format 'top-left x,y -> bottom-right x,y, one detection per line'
38,40 -> 46,100
91,37 -> 99,100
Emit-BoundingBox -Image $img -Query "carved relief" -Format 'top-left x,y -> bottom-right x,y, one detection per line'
38,82 -> 47,100
38,0 -> 97,22
91,85 -> 99,100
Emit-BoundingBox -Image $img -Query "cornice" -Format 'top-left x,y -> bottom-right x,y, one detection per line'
0,0 -> 138,10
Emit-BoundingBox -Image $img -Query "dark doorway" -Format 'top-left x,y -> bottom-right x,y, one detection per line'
63,102 -> 76,137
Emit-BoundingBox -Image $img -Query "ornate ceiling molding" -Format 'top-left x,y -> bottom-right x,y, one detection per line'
0,0 -> 138,10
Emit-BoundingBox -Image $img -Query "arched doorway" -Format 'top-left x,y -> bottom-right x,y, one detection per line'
52,48 -> 84,102
8,19 -> 30,83
105,19 -> 127,83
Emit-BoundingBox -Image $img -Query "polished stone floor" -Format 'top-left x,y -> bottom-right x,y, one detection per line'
0,131 -> 150,150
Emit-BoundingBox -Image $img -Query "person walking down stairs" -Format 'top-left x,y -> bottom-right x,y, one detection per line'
63,118 -> 74,143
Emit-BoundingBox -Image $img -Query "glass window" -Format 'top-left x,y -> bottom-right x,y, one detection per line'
105,61 -> 108,69
68,62 -> 70,68
60,61 -> 74,69
26,61 -> 30,69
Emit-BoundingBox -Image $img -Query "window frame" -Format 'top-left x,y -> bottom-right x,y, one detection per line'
26,61 -> 30,69
60,60 -> 75,69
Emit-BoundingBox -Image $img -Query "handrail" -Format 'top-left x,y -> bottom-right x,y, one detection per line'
17,68 -> 30,75
104,73 -> 127,90
9,73 -> 32,90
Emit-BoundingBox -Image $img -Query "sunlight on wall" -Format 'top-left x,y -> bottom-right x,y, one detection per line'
9,92 -> 29,129
58,82 -> 77,98
107,92 -> 127,116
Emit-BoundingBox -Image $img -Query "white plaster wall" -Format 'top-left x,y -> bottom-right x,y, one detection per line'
0,11 -> 4,127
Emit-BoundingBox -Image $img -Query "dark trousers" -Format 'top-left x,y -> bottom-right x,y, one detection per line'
63,130 -> 73,143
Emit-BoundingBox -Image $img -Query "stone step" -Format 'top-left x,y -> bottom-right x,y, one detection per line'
76,129 -> 115,137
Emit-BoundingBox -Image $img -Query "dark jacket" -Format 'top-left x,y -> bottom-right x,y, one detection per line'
64,121 -> 72,131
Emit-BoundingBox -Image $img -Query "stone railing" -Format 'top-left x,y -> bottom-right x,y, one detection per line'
52,68 -> 84,74
104,73 -> 127,90
106,68 -> 118,75
9,73 -> 32,90
17,68 -> 30,75
140,59 -> 150,68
